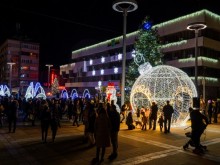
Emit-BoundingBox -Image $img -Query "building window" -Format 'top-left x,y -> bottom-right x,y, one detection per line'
90,59 -> 93,65
92,70 -> 96,76
114,67 -> 118,74
118,53 -> 122,60
100,69 -> 104,75
101,57 -> 105,63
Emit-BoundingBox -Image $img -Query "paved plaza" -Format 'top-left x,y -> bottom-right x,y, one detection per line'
0,117 -> 220,165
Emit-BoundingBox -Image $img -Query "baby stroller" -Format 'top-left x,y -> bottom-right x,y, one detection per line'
183,126 -> 207,153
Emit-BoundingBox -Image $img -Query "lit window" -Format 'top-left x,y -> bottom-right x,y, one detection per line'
118,53 -> 122,60
90,59 -> 93,65
114,67 -> 118,74
100,69 -> 104,75
101,57 -> 105,63
92,70 -> 96,76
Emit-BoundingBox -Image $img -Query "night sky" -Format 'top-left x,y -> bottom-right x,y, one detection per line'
0,0 -> 219,70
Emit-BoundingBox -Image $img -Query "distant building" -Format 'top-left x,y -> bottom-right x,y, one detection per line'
0,39 -> 40,95
60,9 -> 220,100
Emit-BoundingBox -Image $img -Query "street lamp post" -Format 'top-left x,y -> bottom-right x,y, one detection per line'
45,64 -> 53,90
187,22 -> 207,108
7,62 -> 16,93
112,0 -> 138,107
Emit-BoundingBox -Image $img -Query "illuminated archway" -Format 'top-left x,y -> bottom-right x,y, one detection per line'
61,89 -> 69,99
25,82 -> 46,100
70,89 -> 78,100
83,89 -> 91,99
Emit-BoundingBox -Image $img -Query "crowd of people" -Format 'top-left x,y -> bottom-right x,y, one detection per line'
0,95 -> 219,162
123,101 -> 174,134
123,99 -> 219,132
0,96 -> 121,164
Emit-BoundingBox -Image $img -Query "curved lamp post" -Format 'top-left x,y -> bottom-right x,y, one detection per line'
187,22 -> 207,107
7,62 -> 16,93
45,64 -> 53,90
112,0 -> 138,107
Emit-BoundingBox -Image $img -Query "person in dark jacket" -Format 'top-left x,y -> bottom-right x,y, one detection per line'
162,101 -> 174,133
50,99 -> 61,142
40,100 -> 51,143
87,102 -> 96,146
108,100 -> 120,160
92,102 -> 111,164
8,98 -> 19,133
149,102 -> 158,130
190,107 -> 209,154
126,111 -> 135,130
120,103 -> 128,123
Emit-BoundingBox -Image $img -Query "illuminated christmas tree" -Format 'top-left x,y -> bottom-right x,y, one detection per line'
51,77 -> 59,96
125,16 -> 163,102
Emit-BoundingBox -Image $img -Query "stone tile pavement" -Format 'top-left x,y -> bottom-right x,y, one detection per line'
0,118 -> 220,165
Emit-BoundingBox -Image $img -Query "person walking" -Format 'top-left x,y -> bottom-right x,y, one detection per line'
158,115 -> 164,132
162,101 -> 174,133
141,111 -> 148,131
51,99 -> 61,142
8,97 -> 19,133
108,100 -> 120,160
149,102 -> 158,130
92,102 -> 111,164
40,100 -> 51,143
73,99 -> 81,127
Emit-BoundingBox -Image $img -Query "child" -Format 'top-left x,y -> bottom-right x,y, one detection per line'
158,115 -> 164,132
141,111 -> 148,130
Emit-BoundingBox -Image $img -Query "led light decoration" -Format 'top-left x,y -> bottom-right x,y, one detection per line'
61,89 -> 69,99
25,82 -> 46,100
0,85 -> 11,97
130,64 -> 197,126
72,10 -> 217,57
131,49 -> 136,57
142,21 -> 152,30
70,89 -> 78,100
83,89 -> 91,99
178,56 -> 218,63
134,52 -> 145,66
138,62 -> 152,75
161,40 -> 187,49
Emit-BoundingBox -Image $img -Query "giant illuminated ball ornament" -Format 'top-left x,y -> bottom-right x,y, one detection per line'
130,63 -> 197,126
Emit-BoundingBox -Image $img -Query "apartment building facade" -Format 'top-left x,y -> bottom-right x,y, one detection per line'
60,9 -> 220,100
0,39 -> 40,95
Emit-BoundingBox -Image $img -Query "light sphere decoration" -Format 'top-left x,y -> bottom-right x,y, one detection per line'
130,64 -> 197,126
